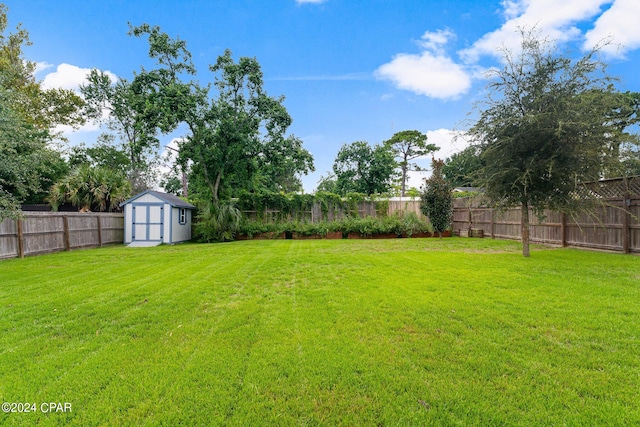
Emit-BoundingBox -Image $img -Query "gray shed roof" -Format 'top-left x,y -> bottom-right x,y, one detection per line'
120,190 -> 195,209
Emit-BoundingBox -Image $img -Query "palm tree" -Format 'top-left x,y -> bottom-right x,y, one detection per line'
48,165 -> 132,211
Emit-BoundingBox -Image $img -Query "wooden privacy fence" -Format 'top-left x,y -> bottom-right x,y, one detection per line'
452,176 -> 640,254
0,213 -> 124,259
239,177 -> 640,254
387,198 -> 424,218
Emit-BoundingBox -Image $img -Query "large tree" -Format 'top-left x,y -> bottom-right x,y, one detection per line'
0,4 -> 84,134
469,29 -> 631,257
332,141 -> 397,195
257,135 -> 315,193
80,69 -> 161,193
0,84 -> 67,217
383,130 -> 438,196
128,25 -> 314,201
185,49 -> 310,200
0,5 -> 82,217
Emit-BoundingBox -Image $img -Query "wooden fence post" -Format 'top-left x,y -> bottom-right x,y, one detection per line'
17,218 -> 24,258
490,208 -> 495,239
622,194 -> 631,254
561,212 -> 567,247
63,215 -> 70,251
97,215 -> 103,247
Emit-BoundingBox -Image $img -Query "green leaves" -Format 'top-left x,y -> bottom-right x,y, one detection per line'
468,29 -> 634,256
443,145 -> 484,188
332,141 -> 397,195
0,86 -> 66,218
48,165 -> 132,212
474,31 -> 615,210
384,130 -> 439,196
194,200 -> 242,242
420,159 -> 452,234
126,27 -> 314,201
0,5 -> 85,216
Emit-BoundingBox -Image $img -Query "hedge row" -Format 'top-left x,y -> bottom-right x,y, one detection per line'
236,213 -> 431,239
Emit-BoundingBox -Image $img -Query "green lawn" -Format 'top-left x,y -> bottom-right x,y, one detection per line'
0,239 -> 639,426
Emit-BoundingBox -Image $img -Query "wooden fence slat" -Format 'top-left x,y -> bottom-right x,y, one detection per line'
17,219 -> 24,258
622,193 -> 631,254
63,216 -> 70,251
97,216 -> 103,248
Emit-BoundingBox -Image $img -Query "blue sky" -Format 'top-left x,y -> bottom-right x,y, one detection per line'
5,0 -> 640,192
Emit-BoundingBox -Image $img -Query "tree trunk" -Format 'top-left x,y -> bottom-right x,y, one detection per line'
212,172 -> 221,202
401,166 -> 407,197
521,201 -> 530,257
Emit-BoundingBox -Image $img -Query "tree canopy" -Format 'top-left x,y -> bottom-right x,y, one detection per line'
81,69 -> 160,193
0,5 -> 83,218
331,141 -> 397,196
469,29 -> 634,256
442,145 -> 484,188
383,130 -> 438,196
127,26 -> 314,202
0,84 -> 67,218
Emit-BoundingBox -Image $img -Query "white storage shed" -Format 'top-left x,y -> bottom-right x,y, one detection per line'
120,190 -> 195,245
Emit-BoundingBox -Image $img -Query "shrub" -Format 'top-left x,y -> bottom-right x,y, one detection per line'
401,212 -> 431,236
195,200 -> 242,242
420,159 -> 453,237
234,212 -> 431,240
237,219 -> 285,238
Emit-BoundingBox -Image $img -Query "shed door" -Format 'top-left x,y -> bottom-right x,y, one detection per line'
132,204 -> 164,242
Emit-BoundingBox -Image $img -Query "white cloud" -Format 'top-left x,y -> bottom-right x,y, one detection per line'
54,122 -> 101,136
377,0 -> 640,99
419,29 -> 456,55
41,63 -> 117,92
501,0 -> 526,20
584,0 -> 640,57
375,30 -> 472,100
376,53 -> 471,99
40,63 -> 118,135
295,0 -> 325,4
459,0 -> 610,63
35,61 -> 54,75
411,128 -> 472,162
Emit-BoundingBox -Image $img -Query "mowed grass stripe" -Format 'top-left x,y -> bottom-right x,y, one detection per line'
0,239 -> 638,425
